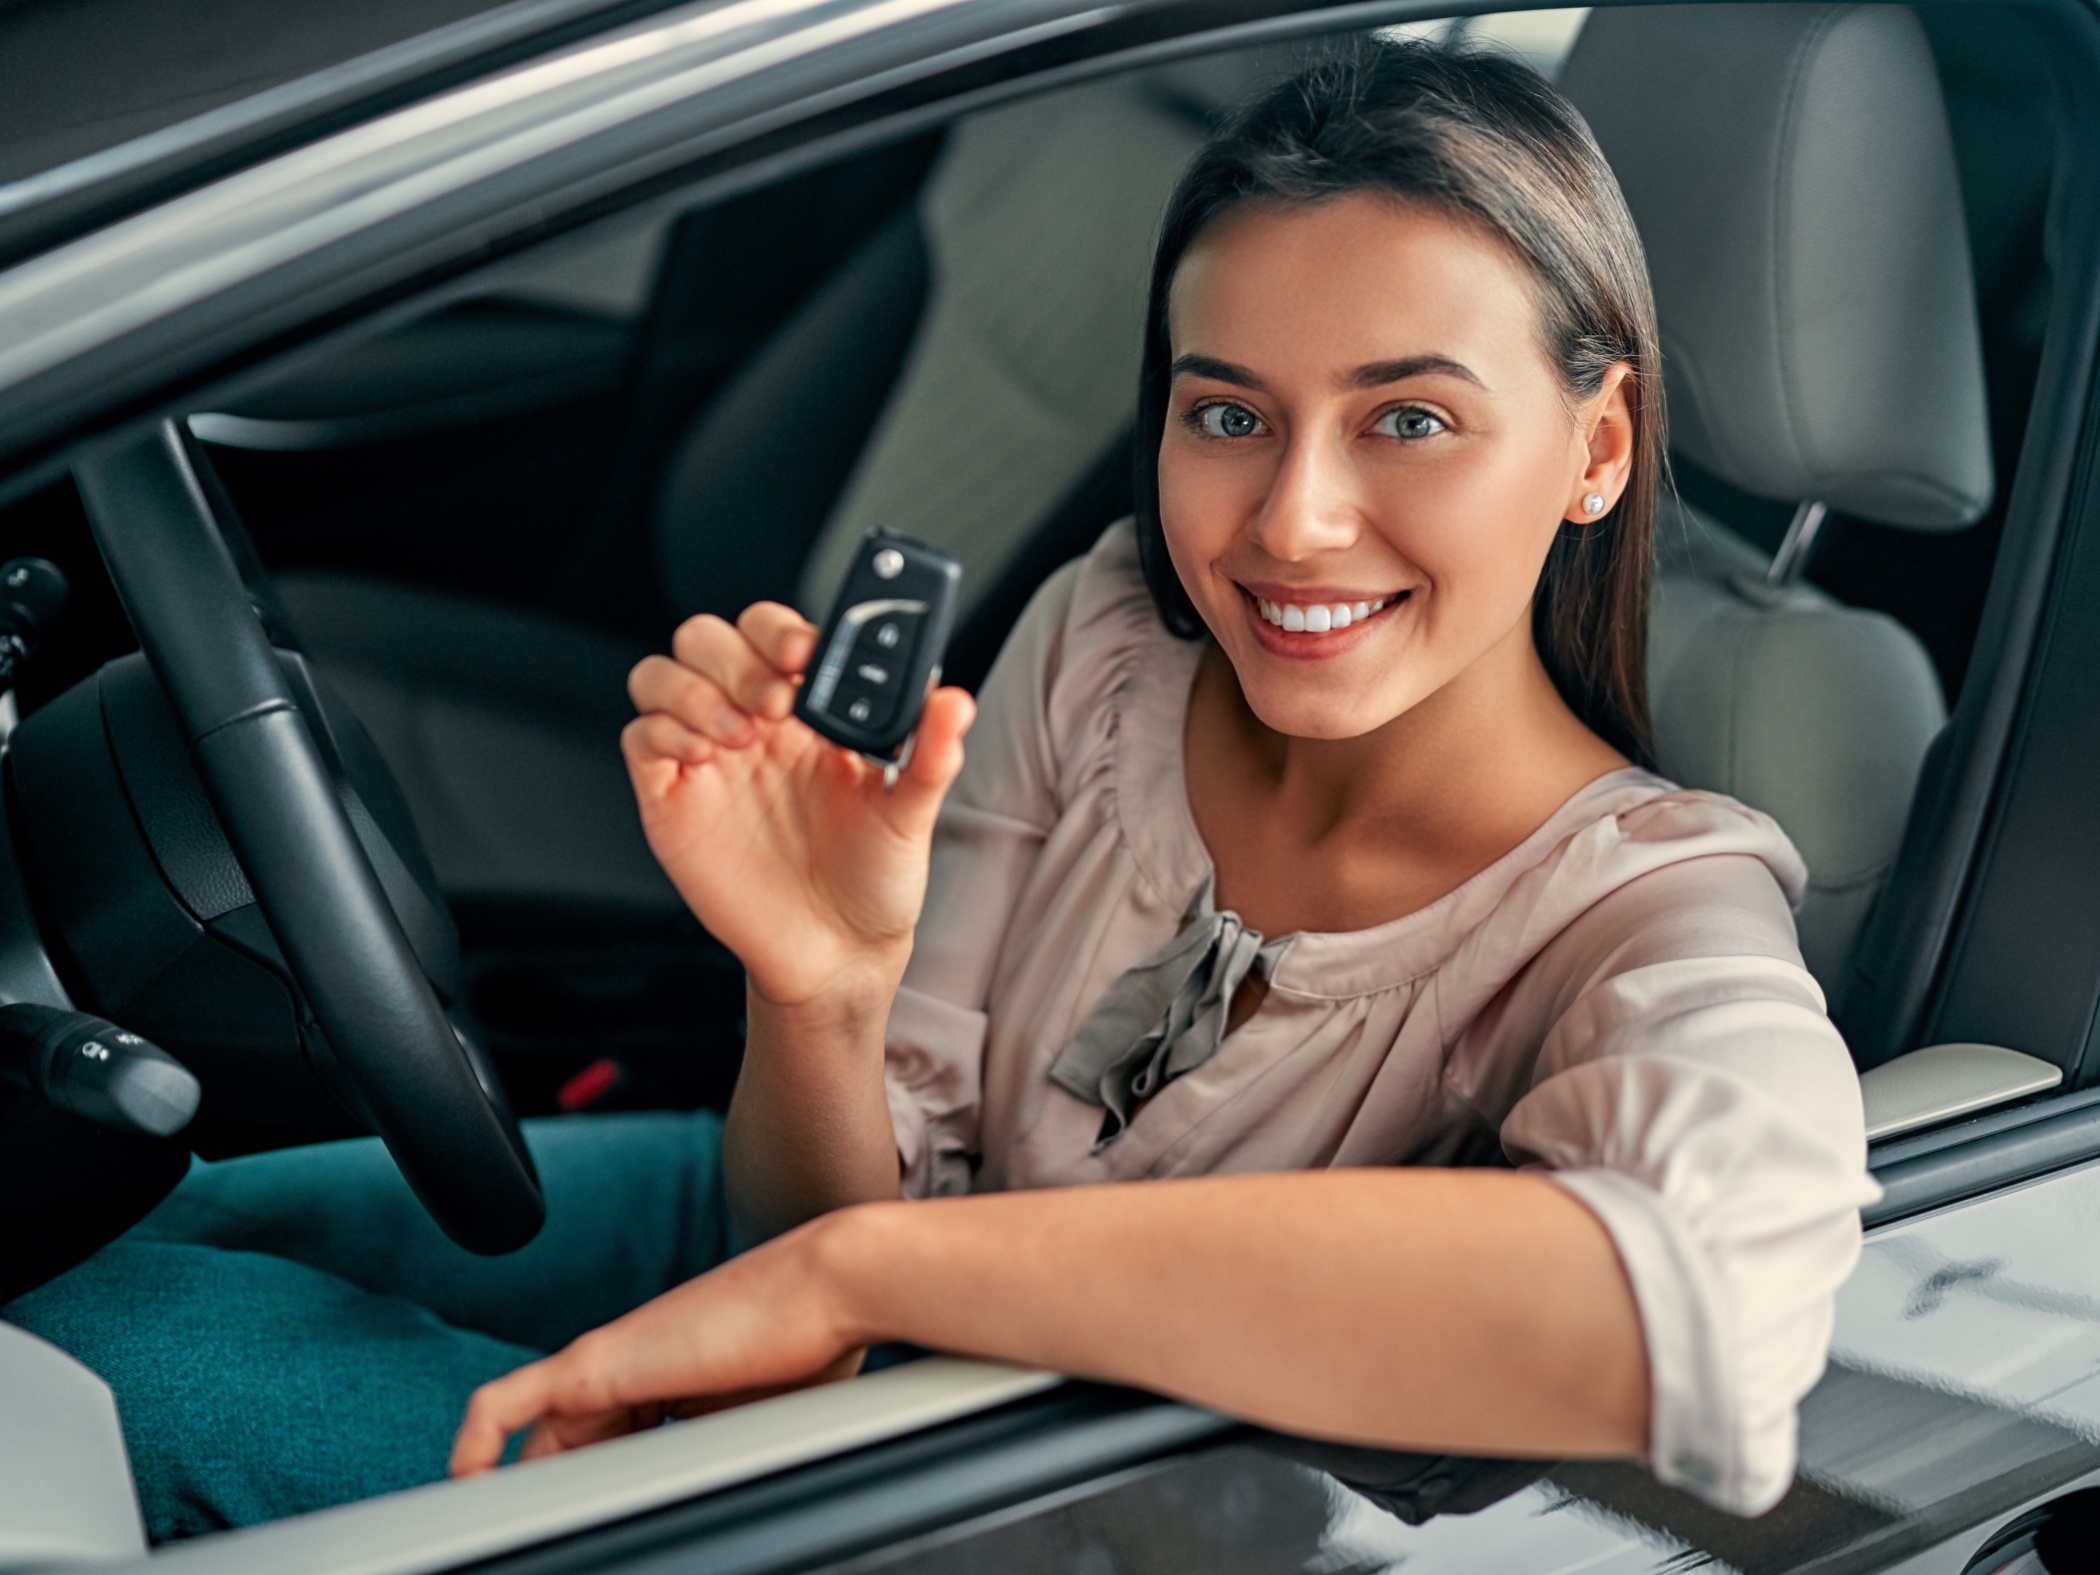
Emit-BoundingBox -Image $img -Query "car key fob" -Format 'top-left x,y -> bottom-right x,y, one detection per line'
794,528 -> 962,762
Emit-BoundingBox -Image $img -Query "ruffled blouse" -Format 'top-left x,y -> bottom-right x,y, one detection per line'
882,521 -> 1880,1516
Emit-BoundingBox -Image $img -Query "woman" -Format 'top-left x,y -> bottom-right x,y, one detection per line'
451,42 -> 1877,1518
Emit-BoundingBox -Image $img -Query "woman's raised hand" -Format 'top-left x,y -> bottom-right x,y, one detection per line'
622,603 -> 974,1007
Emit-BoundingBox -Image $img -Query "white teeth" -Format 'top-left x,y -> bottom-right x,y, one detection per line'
1256,596 -> 1392,630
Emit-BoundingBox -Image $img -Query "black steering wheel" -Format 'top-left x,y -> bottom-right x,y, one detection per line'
70,421 -> 543,1254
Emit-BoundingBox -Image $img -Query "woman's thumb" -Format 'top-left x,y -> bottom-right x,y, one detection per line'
891,687 -> 975,818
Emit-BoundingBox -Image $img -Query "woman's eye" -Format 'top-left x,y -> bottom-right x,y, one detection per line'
1196,403 -> 1264,439
1375,407 -> 1447,440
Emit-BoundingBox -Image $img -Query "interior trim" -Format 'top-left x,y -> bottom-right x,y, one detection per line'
109,1359 -> 1061,1575
1860,1042 -> 2064,1143
1868,1099 -> 2100,1229
187,354 -> 624,450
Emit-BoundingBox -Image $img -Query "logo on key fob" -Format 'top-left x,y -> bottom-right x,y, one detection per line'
795,528 -> 962,763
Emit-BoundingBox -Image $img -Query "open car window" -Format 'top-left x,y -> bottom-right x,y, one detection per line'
6,0 -> 2100,1569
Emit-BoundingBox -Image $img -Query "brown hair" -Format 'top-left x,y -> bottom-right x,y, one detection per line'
1134,39 -> 1662,764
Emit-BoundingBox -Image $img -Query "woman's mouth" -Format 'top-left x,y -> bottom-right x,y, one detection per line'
1253,595 -> 1391,633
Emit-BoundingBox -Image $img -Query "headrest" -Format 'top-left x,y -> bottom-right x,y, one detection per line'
1560,5 -> 1993,530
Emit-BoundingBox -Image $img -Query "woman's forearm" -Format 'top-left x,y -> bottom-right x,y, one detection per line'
721,974 -> 906,1244
818,1169 -> 1648,1458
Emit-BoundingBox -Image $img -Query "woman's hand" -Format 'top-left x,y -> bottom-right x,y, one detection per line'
623,604 -> 975,1006
449,1217 -> 871,1476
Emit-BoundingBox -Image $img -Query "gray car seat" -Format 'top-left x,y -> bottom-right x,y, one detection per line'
1561,3 -> 1994,1014
795,60 -> 1269,622
274,64 -> 1259,929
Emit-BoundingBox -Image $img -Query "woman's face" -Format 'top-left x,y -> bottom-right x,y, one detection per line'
1158,192 -> 1630,741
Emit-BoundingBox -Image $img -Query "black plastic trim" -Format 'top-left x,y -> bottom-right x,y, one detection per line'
187,356 -> 624,451
467,1385 -> 1239,1575
1839,0 -> 2100,1071
0,760 -> 71,1013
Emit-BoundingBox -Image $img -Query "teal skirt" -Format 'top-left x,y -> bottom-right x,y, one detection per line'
3,1111 -> 733,1542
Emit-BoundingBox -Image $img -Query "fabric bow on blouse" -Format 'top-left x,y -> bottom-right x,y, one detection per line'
1049,880 -> 1293,1148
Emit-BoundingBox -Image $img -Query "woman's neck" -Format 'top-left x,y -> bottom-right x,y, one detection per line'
1184,616 -> 1629,937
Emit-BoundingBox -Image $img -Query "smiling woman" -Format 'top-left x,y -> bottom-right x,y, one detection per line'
444,38 -> 1874,1530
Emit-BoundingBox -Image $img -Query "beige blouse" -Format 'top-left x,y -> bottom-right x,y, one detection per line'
883,521 -> 1881,1516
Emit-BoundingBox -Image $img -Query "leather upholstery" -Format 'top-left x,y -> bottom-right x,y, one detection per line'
1563,6 -> 1986,1013
1562,5 -> 1992,528
1647,502 -> 1946,1008
795,73 -> 1219,621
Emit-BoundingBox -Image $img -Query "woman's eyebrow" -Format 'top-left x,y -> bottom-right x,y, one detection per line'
1351,355 -> 1487,390
1169,353 -> 1487,392
1170,353 -> 1265,390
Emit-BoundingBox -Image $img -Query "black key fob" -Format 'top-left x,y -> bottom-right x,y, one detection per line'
795,528 -> 962,762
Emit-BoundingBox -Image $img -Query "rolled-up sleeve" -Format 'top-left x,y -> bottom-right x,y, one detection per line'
1497,858 -> 1882,1516
885,560 -> 1080,1195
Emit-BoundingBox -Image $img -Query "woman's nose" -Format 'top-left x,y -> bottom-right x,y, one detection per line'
1249,429 -> 1362,560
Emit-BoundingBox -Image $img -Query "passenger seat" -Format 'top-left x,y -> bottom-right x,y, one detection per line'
1560,3 -> 1994,1014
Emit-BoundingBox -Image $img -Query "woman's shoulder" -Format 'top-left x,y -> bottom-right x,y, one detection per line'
1416,772 -> 1817,1035
993,517 -> 1194,728
1579,773 -> 1810,908
1273,771 -> 1810,1003
1044,516 -> 1180,657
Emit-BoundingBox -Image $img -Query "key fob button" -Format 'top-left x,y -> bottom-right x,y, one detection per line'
857,663 -> 890,685
875,622 -> 901,649
847,698 -> 873,723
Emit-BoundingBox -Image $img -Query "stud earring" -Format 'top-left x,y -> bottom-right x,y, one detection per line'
1582,492 -> 1607,516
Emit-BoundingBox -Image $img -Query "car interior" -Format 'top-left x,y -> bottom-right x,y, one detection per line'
0,0 -> 2078,1561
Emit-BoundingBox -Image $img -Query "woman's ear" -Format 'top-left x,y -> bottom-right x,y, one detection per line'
1563,363 -> 1637,523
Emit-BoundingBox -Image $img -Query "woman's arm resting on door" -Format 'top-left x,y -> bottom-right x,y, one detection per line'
451,1167 -> 1648,1473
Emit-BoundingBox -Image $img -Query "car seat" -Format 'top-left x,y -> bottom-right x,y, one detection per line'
271,60 -> 1269,932
1559,3 -> 1994,1017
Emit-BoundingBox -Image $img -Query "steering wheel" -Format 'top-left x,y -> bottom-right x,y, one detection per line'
71,421 -> 543,1254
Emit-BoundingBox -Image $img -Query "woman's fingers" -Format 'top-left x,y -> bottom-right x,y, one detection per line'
628,656 -> 753,747
674,611 -> 799,721
889,687 -> 977,825
738,602 -> 819,681
517,1404 -> 660,1462
452,1325 -> 658,1477
622,712 -> 714,773
451,1360 -> 561,1476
